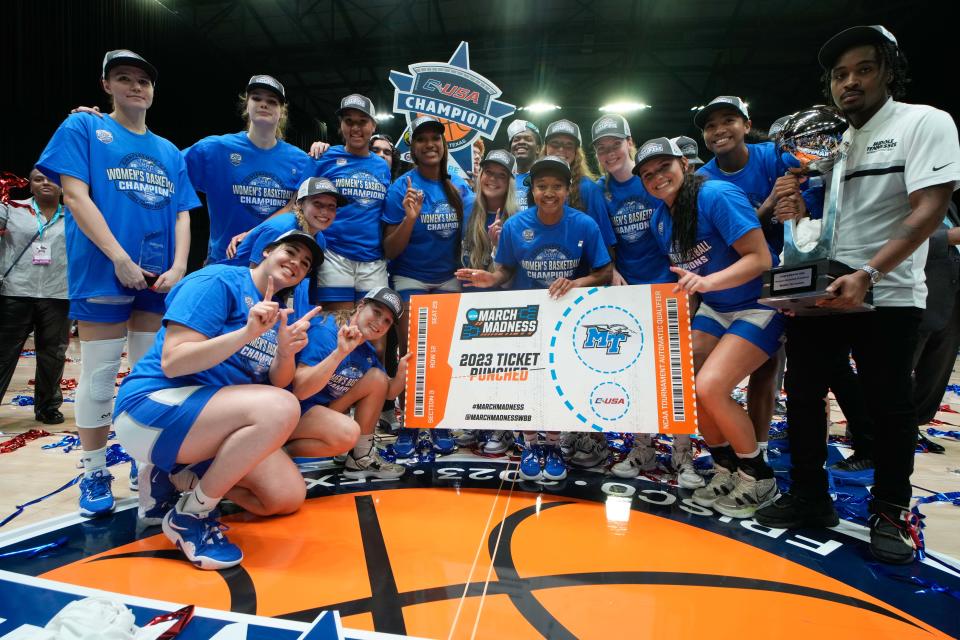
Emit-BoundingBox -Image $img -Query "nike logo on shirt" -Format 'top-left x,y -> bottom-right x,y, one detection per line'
933,162 -> 954,171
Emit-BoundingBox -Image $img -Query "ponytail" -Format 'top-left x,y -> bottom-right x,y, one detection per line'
670,173 -> 707,262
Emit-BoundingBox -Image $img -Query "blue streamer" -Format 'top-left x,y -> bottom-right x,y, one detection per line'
11,395 -> 34,406
946,384 -> 960,395
867,563 -> 960,601
926,427 -> 960,441
42,435 -> 82,452
0,536 -> 67,559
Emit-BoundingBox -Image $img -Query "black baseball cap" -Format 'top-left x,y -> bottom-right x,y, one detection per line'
818,25 -> 899,70
337,94 -> 376,119
370,133 -> 394,148
694,96 -> 750,130
246,75 -> 286,103
671,136 -> 704,166
529,155 -> 571,183
591,115 -> 631,144
363,287 -> 404,321
264,230 -> 325,273
544,119 -> 582,146
632,137 -> 684,175
295,177 -> 348,207
102,50 -> 157,84
480,149 -> 517,174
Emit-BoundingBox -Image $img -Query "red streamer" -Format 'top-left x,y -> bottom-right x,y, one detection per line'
145,604 -> 195,638
0,429 -> 52,454
0,172 -> 32,210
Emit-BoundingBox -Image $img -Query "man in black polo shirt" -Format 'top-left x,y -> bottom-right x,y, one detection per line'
756,26 -> 960,564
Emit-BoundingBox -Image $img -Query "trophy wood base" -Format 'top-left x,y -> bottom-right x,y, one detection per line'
759,259 -> 874,316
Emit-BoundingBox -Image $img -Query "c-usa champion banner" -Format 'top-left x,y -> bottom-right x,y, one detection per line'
389,42 -> 516,179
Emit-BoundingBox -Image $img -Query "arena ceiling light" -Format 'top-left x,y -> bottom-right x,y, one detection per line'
519,103 -> 561,113
599,102 -> 650,113
375,113 -> 395,122
690,105 -> 705,111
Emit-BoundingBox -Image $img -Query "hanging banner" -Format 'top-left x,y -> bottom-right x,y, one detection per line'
389,41 -> 516,179
404,284 -> 698,434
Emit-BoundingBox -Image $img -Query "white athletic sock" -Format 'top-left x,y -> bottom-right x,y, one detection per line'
353,433 -> 375,458
736,446 -> 762,459
80,447 -> 107,477
180,485 -> 221,516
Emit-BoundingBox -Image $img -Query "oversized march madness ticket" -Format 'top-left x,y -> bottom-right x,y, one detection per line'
404,284 -> 697,434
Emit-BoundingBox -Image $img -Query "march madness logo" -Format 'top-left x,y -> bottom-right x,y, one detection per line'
389,41 -> 516,177
461,305 -> 539,340
582,324 -> 634,354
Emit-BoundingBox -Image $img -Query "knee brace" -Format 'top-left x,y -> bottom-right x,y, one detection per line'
75,338 -> 125,428
126,331 -> 157,369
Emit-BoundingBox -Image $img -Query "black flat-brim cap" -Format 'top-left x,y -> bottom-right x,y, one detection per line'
264,230 -> 325,272
246,75 -> 286,103
411,115 -> 446,138
102,49 -> 158,84
529,155 -> 572,183
818,25 -> 898,70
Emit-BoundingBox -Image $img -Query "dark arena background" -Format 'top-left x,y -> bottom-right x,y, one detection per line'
2,2 -> 960,639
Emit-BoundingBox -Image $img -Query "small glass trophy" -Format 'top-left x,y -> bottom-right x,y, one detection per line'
759,106 -> 873,315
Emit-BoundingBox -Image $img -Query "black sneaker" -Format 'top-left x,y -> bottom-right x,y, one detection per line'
35,409 -> 65,425
918,433 -> 946,454
828,455 -> 873,472
868,510 -> 916,565
754,492 -> 839,529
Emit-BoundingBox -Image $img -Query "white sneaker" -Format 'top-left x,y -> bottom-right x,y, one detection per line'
610,440 -> 657,478
483,430 -> 515,455
380,408 -> 401,430
692,466 -> 735,507
560,432 -> 580,459
713,470 -> 780,518
671,436 -> 705,489
570,434 -> 609,468
343,448 -> 406,479
454,429 -> 478,447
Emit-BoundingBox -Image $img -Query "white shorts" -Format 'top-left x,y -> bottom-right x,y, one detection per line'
315,249 -> 388,302
390,275 -> 461,301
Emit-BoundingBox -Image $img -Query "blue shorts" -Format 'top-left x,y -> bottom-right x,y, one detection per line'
390,275 -> 461,302
69,289 -> 166,323
692,302 -> 785,358
113,385 -> 220,471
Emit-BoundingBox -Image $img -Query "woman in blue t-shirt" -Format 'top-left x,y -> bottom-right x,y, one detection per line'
291,287 -> 408,479
634,137 -> 783,520
113,230 -> 323,571
540,119 -> 616,248
457,156 -> 612,482
37,50 -> 200,520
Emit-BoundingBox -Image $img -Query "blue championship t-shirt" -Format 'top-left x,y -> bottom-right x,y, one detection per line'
496,205 -> 611,290
651,180 -> 769,312
383,168 -> 476,283
227,213 -> 326,267
315,145 -> 391,262
597,174 -> 672,284
297,314 -> 385,410
36,113 -> 200,301
696,141 -> 821,257
183,132 -> 315,263
115,265 -> 283,410
515,172 -> 531,211
576,176 -> 616,247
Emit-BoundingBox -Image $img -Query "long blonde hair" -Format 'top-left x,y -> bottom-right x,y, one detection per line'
600,140 -> 638,201
539,145 -> 597,211
237,93 -> 288,140
463,166 -> 519,270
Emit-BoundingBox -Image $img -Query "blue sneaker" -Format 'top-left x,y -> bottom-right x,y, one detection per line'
519,445 -> 543,481
543,445 -> 568,481
393,428 -> 417,457
432,429 -> 457,455
79,469 -> 115,518
162,505 -> 243,570
128,460 -> 139,491
138,463 -> 178,526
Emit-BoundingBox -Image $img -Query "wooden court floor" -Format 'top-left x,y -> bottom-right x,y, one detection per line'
1,338 -> 959,639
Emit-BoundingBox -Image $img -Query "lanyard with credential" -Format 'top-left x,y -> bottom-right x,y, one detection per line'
31,199 -> 62,240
